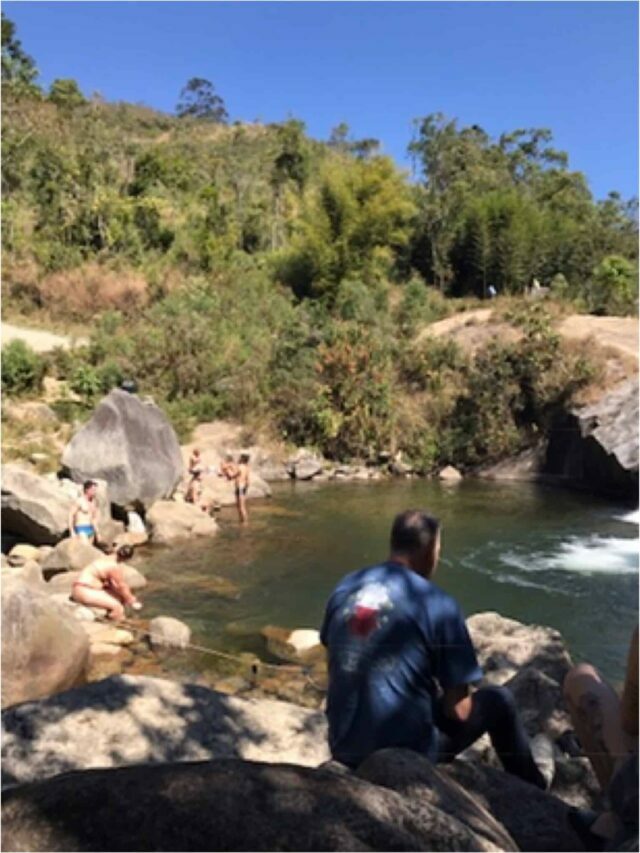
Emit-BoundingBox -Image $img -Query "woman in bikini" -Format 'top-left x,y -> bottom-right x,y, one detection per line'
71,545 -> 142,621
234,453 -> 251,524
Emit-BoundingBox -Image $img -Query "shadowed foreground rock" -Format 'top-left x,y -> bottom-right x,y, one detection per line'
357,749 -> 582,852
2,757 -> 508,852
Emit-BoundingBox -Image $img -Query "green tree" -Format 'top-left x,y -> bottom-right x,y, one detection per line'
176,77 -> 228,123
48,78 -> 86,109
1,14 -> 39,94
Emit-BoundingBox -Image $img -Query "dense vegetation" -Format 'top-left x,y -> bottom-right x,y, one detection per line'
2,15 -> 637,469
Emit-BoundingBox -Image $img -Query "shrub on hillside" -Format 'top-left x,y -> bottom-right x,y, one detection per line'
36,263 -> 149,318
587,255 -> 637,316
1,340 -> 46,396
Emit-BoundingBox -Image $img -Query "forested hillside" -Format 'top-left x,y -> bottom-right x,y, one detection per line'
2,14 -> 637,469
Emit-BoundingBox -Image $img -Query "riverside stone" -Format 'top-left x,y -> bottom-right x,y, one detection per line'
62,389 -> 184,509
1,465 -> 73,545
149,616 -> 191,650
1,577 -> 89,709
146,500 -> 218,544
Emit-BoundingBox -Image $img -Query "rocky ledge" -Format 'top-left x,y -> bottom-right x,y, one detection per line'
1,611 -> 607,852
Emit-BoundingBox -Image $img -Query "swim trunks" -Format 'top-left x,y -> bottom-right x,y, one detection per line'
74,525 -> 95,538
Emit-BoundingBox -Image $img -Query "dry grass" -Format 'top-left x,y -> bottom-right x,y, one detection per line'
37,263 -> 149,318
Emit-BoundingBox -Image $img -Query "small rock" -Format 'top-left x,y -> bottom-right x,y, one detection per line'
83,623 -> 134,646
29,453 -> 49,465
8,544 -> 41,565
149,616 -> 192,650
212,676 -> 251,695
439,465 -> 463,482
262,626 -> 323,663
42,539 -> 103,573
90,642 -> 127,657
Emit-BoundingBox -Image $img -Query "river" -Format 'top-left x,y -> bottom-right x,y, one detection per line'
140,480 -> 639,683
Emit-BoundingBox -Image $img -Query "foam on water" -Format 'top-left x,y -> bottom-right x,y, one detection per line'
616,509 -> 640,525
501,535 -> 639,575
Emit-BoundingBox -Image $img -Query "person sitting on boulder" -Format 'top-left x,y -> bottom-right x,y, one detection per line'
69,480 -> 100,545
563,627 -> 638,850
320,509 -> 553,788
71,545 -> 142,622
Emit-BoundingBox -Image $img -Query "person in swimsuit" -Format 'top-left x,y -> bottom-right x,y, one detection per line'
185,449 -> 205,506
69,480 -> 100,544
234,453 -> 250,523
71,545 -> 142,621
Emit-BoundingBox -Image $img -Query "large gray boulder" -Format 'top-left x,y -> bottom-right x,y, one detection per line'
1,577 -> 89,709
2,756 -> 509,852
545,378 -> 638,498
61,390 -> 183,509
1,674 -> 329,786
1,466 -> 72,545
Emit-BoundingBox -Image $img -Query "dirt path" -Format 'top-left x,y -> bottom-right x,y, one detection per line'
2,323 -> 88,353
422,310 -> 638,364
557,315 -> 638,362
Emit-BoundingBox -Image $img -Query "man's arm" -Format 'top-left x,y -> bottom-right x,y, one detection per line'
442,683 -> 474,722
68,502 -> 77,535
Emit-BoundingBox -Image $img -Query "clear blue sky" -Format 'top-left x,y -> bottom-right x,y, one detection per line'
5,1 -> 638,199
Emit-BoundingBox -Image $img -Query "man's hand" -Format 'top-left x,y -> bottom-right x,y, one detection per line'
442,684 -> 474,722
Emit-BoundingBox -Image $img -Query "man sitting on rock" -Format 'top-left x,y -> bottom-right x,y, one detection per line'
71,545 -> 142,621
320,509 -> 552,788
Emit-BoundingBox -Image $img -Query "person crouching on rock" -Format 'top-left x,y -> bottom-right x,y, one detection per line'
320,509 -> 554,789
71,545 -> 142,621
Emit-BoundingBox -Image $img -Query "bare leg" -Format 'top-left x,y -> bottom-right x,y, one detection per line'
563,663 -> 635,789
72,586 -> 125,621
239,494 -> 248,523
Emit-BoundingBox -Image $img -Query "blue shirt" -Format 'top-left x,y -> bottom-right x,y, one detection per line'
320,561 -> 482,767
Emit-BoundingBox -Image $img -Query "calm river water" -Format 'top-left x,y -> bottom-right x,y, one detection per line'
140,480 -> 639,683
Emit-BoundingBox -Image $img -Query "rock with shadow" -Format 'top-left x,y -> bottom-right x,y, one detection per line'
2,756 -> 510,852
1,674 -> 330,786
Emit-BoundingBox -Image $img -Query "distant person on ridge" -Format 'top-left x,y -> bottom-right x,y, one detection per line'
320,509 -> 553,787
71,545 -> 142,621
69,480 -> 100,544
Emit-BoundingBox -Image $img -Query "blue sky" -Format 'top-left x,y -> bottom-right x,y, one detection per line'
5,1 -> 638,199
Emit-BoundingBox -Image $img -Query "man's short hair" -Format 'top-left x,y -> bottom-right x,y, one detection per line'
390,509 -> 440,555
83,480 -> 97,492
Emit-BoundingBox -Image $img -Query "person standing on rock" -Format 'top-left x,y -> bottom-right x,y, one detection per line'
185,449 -> 205,507
320,509 -> 552,788
69,480 -> 100,544
71,545 -> 142,621
234,453 -> 251,524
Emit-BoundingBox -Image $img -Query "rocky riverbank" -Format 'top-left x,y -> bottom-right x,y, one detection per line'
2,610 -> 606,852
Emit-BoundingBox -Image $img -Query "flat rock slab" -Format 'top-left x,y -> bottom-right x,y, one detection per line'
1,674 -> 330,786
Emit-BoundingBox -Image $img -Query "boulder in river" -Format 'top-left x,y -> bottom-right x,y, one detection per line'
146,501 -> 218,544
1,577 -> 89,709
61,389 -> 184,510
149,616 -> 191,650
439,465 -> 463,482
